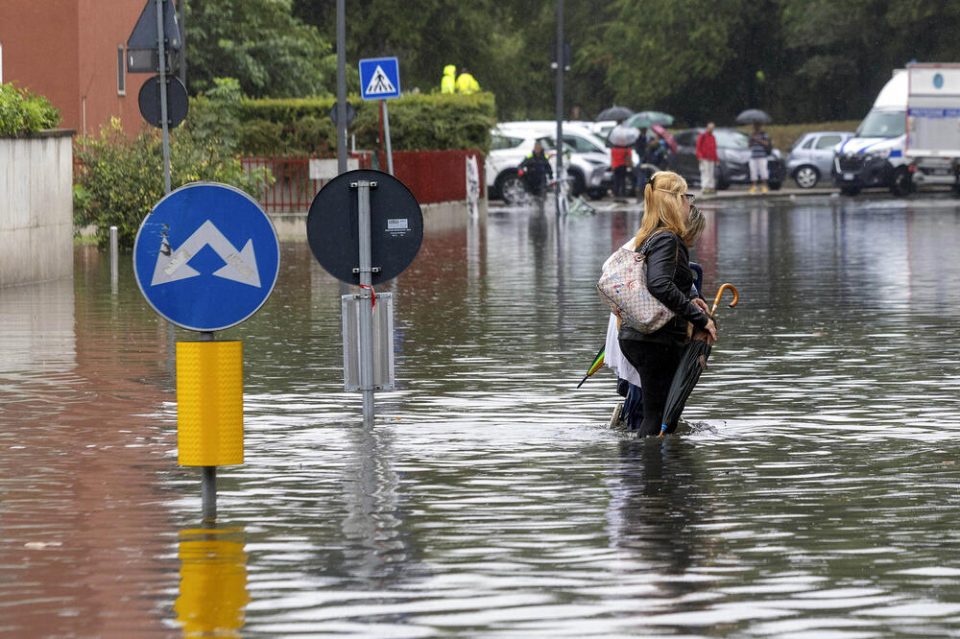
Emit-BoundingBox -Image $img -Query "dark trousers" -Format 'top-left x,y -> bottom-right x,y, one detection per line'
618,338 -> 684,437
612,166 -> 628,196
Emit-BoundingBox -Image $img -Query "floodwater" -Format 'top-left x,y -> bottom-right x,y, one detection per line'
3,194 -> 960,638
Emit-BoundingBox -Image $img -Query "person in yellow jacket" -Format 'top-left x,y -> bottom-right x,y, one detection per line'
455,68 -> 480,95
440,64 -> 456,94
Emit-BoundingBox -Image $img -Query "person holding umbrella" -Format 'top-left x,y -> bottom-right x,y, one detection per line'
618,172 -> 716,437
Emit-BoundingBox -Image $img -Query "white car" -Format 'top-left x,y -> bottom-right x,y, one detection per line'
487,122 -> 610,203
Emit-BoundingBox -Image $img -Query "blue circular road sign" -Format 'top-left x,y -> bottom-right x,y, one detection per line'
133,182 -> 280,332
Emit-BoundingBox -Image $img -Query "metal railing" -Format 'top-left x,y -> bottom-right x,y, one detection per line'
243,154 -> 373,214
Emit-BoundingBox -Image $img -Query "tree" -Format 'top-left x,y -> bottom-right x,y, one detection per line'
186,0 -> 334,97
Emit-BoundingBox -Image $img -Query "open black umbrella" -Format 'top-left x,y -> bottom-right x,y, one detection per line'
658,283 -> 740,437
735,109 -> 772,125
596,105 -> 634,122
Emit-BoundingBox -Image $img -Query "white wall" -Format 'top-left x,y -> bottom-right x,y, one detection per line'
0,131 -> 74,287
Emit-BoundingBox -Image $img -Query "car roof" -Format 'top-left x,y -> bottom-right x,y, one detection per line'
493,122 -> 608,147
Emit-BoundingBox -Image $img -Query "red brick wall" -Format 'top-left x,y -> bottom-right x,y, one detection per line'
0,0 -> 150,136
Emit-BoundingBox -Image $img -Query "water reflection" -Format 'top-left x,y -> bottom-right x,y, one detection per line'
4,196 -> 960,637
338,427 -> 415,587
176,526 -> 249,637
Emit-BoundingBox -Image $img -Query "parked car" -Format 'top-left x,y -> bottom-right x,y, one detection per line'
669,128 -> 786,190
787,131 -> 854,188
487,122 -> 609,203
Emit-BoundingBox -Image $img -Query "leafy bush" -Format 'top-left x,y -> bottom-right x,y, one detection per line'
352,92 -> 495,153
0,83 -> 60,136
74,118 -> 272,249
220,91 -> 495,155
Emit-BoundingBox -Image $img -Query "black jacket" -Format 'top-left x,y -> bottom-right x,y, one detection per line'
620,231 -> 709,344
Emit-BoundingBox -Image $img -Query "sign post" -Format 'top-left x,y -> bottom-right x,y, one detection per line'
359,57 -> 401,175
307,170 -> 423,427
127,0 -> 184,194
134,182 -> 280,520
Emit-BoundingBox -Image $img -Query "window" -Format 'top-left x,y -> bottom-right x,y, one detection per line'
816,135 -> 842,150
563,134 -> 604,154
857,110 -> 905,138
714,130 -> 749,150
490,134 -> 523,150
802,136 -> 815,149
117,45 -> 126,95
675,132 -> 696,146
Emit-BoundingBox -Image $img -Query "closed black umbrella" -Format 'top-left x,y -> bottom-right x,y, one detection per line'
596,105 -> 634,122
659,284 -> 740,437
735,109 -> 772,125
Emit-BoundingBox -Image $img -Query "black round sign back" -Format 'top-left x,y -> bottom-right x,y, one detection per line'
138,75 -> 188,129
307,169 -> 424,285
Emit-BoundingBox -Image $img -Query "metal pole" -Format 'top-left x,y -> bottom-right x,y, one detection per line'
178,0 -> 186,91
199,330 -> 217,520
155,0 -> 172,194
382,100 -> 394,175
336,0 -> 347,174
354,180 -> 376,427
555,0 -> 564,217
110,226 -> 119,291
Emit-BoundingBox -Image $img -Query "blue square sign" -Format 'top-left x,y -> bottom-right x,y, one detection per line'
359,57 -> 401,100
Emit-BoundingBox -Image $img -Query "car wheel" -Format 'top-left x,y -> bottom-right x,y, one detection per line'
793,165 -> 819,189
587,188 -> 606,200
567,169 -> 586,196
496,171 -> 528,205
890,167 -> 913,197
840,185 -> 861,196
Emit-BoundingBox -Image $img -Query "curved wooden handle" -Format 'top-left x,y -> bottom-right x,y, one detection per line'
710,283 -> 740,316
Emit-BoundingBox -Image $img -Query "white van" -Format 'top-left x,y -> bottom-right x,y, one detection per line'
905,63 -> 960,191
834,69 -> 910,196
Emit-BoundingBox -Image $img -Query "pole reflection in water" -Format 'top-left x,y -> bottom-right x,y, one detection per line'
339,426 -> 414,586
175,526 -> 249,637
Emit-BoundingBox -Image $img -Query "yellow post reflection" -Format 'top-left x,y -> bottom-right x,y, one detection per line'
175,527 -> 249,637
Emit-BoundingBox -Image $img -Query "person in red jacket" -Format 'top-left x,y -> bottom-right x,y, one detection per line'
695,122 -> 719,194
610,144 -> 633,198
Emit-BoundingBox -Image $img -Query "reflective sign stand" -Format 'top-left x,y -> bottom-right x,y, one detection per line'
177,330 -> 244,523
346,180 -> 397,428
357,180 -> 376,428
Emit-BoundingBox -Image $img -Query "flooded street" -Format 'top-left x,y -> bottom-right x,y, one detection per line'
3,194 -> 960,637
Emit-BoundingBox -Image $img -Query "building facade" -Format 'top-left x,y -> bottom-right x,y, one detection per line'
0,0 -> 161,136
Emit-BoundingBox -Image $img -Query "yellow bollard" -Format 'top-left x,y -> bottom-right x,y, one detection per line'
176,341 -> 243,466
175,527 -> 248,636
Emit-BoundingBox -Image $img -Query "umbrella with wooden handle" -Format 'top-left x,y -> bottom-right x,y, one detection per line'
658,284 -> 740,438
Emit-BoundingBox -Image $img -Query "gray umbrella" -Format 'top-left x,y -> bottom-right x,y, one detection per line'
596,105 -> 634,122
607,125 -> 641,148
735,109 -> 772,124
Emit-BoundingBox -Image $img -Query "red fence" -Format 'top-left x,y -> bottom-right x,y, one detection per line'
242,153 -> 372,215
377,149 -> 485,204
243,149 -> 484,214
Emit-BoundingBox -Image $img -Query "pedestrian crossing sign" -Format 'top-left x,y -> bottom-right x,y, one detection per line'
359,57 -> 401,100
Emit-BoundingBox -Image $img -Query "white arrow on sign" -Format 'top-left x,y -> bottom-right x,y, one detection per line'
151,219 -> 261,287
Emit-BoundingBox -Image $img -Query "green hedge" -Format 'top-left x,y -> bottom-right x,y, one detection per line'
220,92 -> 495,156
0,83 -> 60,136
74,118 -> 272,250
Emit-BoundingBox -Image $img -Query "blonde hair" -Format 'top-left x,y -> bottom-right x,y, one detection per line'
684,204 -> 705,245
634,171 -> 690,247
